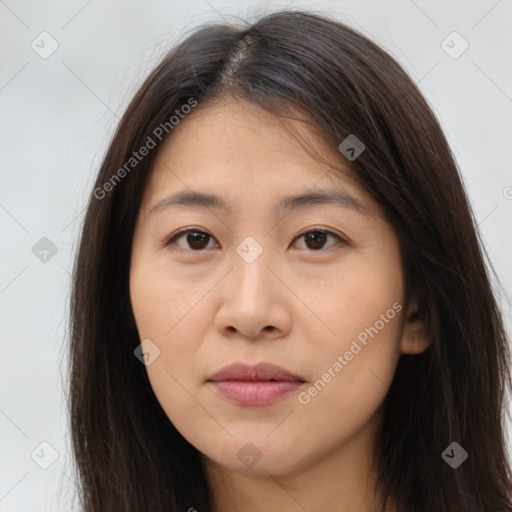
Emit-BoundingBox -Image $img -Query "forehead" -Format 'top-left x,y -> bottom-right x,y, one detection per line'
140,97 -> 378,218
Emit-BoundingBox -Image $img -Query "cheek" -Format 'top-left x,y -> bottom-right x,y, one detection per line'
130,263 -> 198,334
296,252 -> 404,416
130,273 -> 207,367
303,250 -> 404,360
299,319 -> 402,418
292,293 -> 403,468
129,257 -> 213,428
130,248 -> 214,367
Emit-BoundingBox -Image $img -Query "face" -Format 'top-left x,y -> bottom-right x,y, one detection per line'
129,97 -> 426,477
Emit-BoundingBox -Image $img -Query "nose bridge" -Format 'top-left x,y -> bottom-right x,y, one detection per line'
212,232 -> 291,340
231,234 -> 275,299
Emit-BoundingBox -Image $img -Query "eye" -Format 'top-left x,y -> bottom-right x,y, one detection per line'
292,229 -> 345,251
164,229 -> 219,251
164,227 -> 345,252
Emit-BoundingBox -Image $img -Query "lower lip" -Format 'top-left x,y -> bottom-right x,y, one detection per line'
209,380 -> 303,405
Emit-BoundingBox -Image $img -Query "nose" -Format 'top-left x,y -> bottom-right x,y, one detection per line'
213,245 -> 292,341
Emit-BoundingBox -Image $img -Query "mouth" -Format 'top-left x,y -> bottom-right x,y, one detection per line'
206,362 -> 306,406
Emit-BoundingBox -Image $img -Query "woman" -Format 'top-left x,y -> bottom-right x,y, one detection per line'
68,9 -> 512,511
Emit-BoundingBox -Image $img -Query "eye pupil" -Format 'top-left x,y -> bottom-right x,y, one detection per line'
305,231 -> 327,250
188,231 -> 209,250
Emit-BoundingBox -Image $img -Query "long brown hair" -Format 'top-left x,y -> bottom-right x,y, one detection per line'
68,9 -> 512,511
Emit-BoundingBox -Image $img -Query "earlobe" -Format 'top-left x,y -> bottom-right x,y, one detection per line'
400,299 -> 431,355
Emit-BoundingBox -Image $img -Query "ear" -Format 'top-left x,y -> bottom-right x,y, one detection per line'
400,296 -> 431,355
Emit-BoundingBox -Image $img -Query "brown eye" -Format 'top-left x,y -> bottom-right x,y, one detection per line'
293,230 -> 344,251
165,229 -> 218,251
164,228 -> 345,252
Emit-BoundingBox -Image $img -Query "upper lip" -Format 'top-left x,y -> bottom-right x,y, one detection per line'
207,362 -> 305,382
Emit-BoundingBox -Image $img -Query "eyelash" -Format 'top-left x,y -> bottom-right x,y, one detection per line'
162,227 -> 347,252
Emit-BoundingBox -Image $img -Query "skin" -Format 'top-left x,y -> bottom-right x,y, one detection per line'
129,97 -> 430,512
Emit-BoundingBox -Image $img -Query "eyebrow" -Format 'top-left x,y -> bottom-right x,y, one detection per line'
148,188 -> 368,216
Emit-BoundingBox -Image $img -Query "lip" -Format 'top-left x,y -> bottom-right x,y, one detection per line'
206,362 -> 306,406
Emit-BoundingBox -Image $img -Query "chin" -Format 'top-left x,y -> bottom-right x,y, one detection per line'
200,434 -> 312,476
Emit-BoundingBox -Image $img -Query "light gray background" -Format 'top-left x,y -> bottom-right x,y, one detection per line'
1,1 -> 511,510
